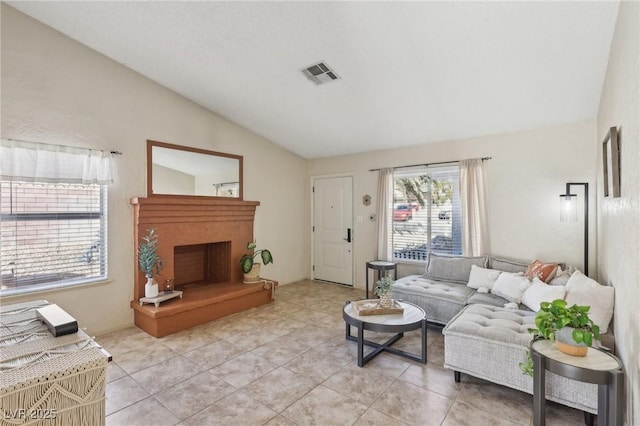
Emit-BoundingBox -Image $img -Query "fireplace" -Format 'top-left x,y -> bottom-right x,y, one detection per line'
174,241 -> 230,287
129,196 -> 276,337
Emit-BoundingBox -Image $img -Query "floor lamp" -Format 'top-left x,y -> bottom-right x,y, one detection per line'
559,182 -> 589,276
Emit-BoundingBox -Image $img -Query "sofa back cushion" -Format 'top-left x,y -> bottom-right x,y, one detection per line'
424,253 -> 488,284
487,256 -> 530,274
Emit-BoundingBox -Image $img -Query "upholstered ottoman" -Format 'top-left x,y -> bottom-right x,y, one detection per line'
443,304 -> 598,414
392,276 -> 475,324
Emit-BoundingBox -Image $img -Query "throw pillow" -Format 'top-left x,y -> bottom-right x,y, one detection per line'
521,277 -> 566,312
565,271 -> 615,333
491,272 -> 531,304
424,253 -> 488,284
467,265 -> 502,290
525,259 -> 558,283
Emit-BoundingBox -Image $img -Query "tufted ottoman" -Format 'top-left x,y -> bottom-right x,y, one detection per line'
443,304 -> 598,414
392,276 -> 475,324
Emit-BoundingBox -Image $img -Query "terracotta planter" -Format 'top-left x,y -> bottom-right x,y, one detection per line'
243,263 -> 261,283
555,327 -> 588,357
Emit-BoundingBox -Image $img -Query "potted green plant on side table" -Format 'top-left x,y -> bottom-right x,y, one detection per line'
520,299 -> 600,375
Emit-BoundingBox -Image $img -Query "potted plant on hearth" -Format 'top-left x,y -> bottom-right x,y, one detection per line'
240,241 -> 273,283
138,228 -> 164,298
519,299 -> 600,375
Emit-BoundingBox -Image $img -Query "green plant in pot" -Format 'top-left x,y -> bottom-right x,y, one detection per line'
519,299 -> 600,375
240,241 -> 273,283
138,228 -> 164,298
375,274 -> 395,308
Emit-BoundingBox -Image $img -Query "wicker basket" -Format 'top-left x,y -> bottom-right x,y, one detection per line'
243,263 -> 261,283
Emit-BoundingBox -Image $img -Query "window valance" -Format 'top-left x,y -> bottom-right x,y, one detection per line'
0,139 -> 114,184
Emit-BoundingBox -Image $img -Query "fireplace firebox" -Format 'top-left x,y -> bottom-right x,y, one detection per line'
174,241 -> 230,287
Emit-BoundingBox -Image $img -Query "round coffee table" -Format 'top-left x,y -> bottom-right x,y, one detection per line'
343,300 -> 427,367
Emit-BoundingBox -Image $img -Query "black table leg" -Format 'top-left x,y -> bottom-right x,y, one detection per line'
532,349 -> 545,426
357,324 -> 364,367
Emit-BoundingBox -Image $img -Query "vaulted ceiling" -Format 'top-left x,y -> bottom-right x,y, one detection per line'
8,1 -> 619,159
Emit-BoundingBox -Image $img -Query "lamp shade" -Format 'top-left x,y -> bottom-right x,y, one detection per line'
560,194 -> 577,222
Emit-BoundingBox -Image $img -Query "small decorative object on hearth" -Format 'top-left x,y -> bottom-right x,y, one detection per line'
240,241 -> 273,283
138,228 -> 164,298
519,299 -> 600,375
375,274 -> 395,308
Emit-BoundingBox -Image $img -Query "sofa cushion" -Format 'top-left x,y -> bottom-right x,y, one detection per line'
524,259 -> 558,283
424,253 -> 488,284
392,275 -> 475,324
491,272 -> 531,304
521,277 -> 566,312
466,291 -> 515,308
487,256 -> 530,274
565,271 -> 615,333
467,265 -> 502,290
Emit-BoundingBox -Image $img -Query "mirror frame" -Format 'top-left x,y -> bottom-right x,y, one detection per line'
147,140 -> 243,200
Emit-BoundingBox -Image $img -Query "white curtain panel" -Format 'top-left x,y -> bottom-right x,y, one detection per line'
0,139 -> 113,184
376,168 -> 394,261
460,159 -> 489,256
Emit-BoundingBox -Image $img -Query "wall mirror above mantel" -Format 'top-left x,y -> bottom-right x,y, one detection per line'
147,140 -> 243,199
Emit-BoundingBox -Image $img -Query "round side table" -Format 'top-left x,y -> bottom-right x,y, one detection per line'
365,260 -> 397,298
530,338 -> 623,426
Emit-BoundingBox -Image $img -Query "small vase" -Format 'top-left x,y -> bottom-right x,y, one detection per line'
145,276 -> 159,298
379,291 -> 393,308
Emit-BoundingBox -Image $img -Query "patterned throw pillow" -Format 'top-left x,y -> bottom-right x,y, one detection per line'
525,259 -> 557,283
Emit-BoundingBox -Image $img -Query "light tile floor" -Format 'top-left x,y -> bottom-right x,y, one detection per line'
100,280 -> 587,426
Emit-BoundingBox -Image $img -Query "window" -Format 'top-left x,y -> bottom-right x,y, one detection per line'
0,139 -> 113,296
391,164 -> 462,262
0,181 -> 108,295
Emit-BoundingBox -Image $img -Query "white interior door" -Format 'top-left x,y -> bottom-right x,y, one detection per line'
313,176 -> 353,286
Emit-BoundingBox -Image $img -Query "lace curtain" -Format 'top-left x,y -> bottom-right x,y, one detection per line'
0,139 -> 114,184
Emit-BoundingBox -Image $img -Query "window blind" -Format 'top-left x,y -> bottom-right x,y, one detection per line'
0,181 -> 108,295
0,140 -> 112,295
391,164 -> 462,262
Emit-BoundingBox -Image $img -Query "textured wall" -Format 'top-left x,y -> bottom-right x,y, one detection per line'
1,5 -> 310,335
308,121 -> 598,284
596,1 -> 640,424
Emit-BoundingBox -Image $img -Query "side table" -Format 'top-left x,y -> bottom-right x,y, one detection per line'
365,260 -> 397,298
530,338 -> 623,426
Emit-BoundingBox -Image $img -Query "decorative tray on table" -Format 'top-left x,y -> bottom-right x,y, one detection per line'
351,299 -> 404,316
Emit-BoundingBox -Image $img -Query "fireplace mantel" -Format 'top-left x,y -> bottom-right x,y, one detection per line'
129,196 -> 275,337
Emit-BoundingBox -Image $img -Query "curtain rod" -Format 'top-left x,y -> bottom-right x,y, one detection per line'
2,137 -> 123,156
369,156 -> 491,172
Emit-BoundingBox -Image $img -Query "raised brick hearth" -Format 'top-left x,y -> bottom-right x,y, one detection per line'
129,196 -> 275,337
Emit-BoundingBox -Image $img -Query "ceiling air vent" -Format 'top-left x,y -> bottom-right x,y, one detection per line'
301,61 -> 341,85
